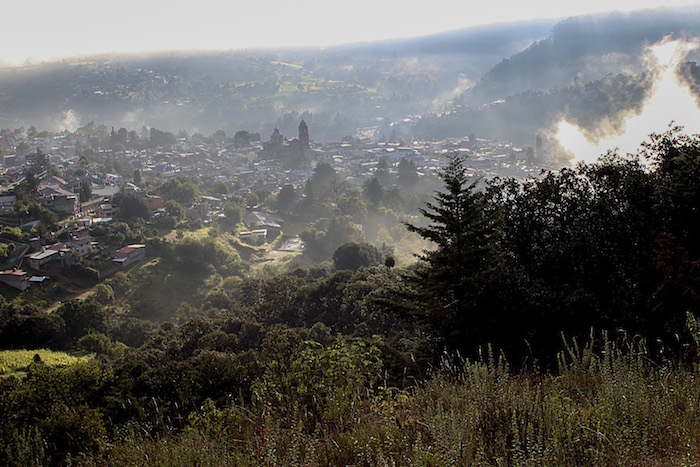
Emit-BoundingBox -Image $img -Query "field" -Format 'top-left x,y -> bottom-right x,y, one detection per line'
0,349 -> 90,377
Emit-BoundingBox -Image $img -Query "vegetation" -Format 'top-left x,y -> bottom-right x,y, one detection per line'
2,129 -> 700,465
0,349 -> 90,376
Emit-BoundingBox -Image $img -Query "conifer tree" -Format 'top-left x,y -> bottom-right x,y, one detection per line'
404,156 -> 501,345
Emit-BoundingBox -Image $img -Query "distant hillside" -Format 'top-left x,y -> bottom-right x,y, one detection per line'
466,8 -> 700,104
1,8 -> 699,146
0,20 -> 553,139
416,71 -> 652,145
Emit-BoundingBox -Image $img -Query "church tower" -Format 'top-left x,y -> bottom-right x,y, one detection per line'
298,120 -> 309,148
271,128 -> 283,145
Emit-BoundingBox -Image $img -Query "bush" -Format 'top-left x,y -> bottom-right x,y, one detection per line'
333,242 -> 384,271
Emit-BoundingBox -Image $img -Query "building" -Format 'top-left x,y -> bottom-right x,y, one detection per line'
0,269 -> 28,290
239,229 -> 267,242
112,244 -> 146,267
68,227 -> 91,256
0,194 -> 17,214
26,248 -> 62,270
259,120 -> 312,167
39,186 -> 79,214
144,195 -> 164,211
244,211 -> 283,237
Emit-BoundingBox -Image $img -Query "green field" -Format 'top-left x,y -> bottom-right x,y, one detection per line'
0,349 -> 90,377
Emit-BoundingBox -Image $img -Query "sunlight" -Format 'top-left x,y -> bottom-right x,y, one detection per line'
556,38 -> 700,163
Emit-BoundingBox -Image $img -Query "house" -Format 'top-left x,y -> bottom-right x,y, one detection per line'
0,194 -> 16,213
112,244 -> 146,267
26,248 -> 62,270
200,195 -> 222,209
144,195 -> 164,211
244,211 -> 283,236
38,175 -> 68,191
68,227 -> 91,256
239,229 -> 267,242
97,202 -> 118,217
39,186 -> 79,214
103,173 -> 122,185
0,269 -> 28,290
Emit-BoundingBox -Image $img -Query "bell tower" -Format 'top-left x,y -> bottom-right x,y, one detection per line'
271,127 -> 283,145
299,119 -> 309,148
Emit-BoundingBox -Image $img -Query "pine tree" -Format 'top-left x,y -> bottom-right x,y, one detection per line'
404,156 -> 502,345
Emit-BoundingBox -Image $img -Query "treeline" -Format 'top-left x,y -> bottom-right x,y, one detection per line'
417,71 -> 652,143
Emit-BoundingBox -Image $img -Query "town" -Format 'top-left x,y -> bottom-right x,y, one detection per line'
0,120 -> 553,292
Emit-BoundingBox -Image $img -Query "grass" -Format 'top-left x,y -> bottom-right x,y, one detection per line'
98,338 -> 700,466
0,349 -> 90,377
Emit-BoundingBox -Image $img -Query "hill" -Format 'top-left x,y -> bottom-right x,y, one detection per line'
0,20 -> 553,138
0,8 -> 699,147
466,7 -> 700,104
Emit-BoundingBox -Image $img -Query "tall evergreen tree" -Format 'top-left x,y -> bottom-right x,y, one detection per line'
404,156 -> 502,347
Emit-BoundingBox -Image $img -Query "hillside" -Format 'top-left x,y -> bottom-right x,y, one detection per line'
466,7 -> 700,104
0,20 -> 553,138
1,9 -> 699,147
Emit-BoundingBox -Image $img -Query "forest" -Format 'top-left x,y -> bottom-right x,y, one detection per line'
1,127 -> 700,465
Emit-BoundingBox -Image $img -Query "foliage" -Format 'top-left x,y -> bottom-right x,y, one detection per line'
164,199 -> 185,220
113,189 -> 151,221
20,335 -> 700,466
332,242 -> 384,271
403,156 -> 503,349
156,176 -> 200,204
275,184 -> 297,214
76,333 -> 127,358
300,215 -> 365,262
223,196 -> 245,226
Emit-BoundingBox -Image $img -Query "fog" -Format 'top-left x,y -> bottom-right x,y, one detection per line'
556,38 -> 700,163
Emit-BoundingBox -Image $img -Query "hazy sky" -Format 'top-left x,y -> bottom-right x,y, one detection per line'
2,0 -> 699,65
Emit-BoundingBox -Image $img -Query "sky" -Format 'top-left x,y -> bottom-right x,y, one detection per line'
2,0 -> 700,66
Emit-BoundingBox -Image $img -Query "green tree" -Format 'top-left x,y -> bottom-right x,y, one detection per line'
164,200 -> 185,220
29,148 -> 48,174
397,158 -> 419,190
301,215 -> 365,262
211,181 -> 228,195
333,242 -> 384,271
404,156 -> 501,344
337,188 -> 368,222
79,179 -> 92,203
363,176 -> 384,208
149,127 -> 176,147
156,176 -> 200,204
275,184 -> 297,215
224,197 -> 246,226
133,169 -> 142,186
113,190 -> 151,221
211,129 -> 226,142
233,130 -> 251,148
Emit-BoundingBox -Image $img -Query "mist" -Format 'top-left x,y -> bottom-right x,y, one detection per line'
556,38 -> 700,163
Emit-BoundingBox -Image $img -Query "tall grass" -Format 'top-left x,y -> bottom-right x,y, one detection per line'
100,336 -> 700,466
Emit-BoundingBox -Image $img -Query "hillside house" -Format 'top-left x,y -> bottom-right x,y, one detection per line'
0,269 -> 28,290
39,186 -> 78,214
69,227 -> 91,256
0,194 -> 17,214
145,195 -> 164,210
26,248 -> 62,270
112,244 -> 146,267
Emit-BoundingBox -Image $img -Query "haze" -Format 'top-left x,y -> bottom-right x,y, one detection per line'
557,38 -> 700,163
3,0 -> 699,65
